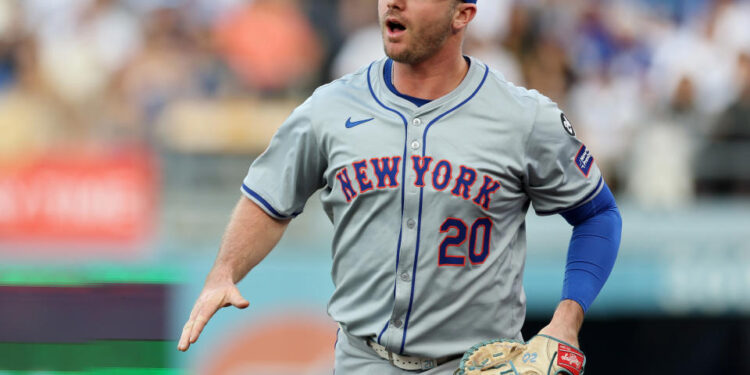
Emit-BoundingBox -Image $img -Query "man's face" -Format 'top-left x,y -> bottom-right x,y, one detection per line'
379,0 -> 457,64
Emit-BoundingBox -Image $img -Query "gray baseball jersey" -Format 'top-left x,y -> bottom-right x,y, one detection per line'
242,56 -> 603,359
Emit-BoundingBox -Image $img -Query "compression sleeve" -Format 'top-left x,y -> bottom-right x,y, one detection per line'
559,182 -> 622,313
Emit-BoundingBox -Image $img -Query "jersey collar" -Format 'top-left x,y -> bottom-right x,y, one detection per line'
369,55 -> 488,116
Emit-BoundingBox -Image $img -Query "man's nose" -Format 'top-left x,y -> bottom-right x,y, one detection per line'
386,0 -> 405,11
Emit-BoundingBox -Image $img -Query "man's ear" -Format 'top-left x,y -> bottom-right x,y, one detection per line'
453,4 -> 477,32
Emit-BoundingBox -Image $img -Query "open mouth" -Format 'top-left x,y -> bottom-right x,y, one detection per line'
386,19 -> 407,34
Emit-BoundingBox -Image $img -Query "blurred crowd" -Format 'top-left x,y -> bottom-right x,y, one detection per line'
1,0 -> 749,206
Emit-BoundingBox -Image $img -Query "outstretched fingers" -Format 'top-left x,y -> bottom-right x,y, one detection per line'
188,308 -> 215,343
177,287 -> 249,352
177,313 -> 196,351
178,322 -> 194,351
178,300 -> 215,351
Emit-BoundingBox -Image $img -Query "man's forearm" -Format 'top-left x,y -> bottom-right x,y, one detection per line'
539,299 -> 584,346
549,299 -> 584,336
207,197 -> 289,284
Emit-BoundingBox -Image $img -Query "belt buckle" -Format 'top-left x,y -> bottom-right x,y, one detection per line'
422,359 -> 436,370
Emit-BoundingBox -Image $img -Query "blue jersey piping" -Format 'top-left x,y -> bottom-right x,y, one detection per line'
367,61 -> 409,346
241,184 -> 300,219
399,63 -> 490,354
377,321 -> 389,344
383,59 -> 432,107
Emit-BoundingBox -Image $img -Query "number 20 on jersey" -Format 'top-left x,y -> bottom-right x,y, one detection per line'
438,217 -> 492,267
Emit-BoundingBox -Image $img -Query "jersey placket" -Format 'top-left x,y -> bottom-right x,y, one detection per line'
381,112 -> 427,354
381,62 -> 489,353
370,58 -> 488,354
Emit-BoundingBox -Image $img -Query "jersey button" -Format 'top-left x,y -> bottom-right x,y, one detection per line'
410,140 -> 420,150
400,272 -> 410,282
392,319 -> 402,328
412,118 -> 422,126
406,219 -> 415,229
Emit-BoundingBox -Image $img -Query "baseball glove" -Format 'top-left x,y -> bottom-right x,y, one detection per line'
456,334 -> 585,375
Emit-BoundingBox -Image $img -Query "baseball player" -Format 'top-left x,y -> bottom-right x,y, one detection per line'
178,0 -> 622,374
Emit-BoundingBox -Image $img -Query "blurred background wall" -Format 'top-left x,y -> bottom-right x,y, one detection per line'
0,0 -> 749,374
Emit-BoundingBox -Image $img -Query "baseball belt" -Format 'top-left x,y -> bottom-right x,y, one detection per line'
367,339 -> 459,371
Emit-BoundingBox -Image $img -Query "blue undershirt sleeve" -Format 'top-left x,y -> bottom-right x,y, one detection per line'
559,182 -> 622,313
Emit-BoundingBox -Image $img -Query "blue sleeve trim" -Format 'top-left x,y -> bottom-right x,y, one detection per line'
536,176 -> 603,216
560,179 -> 613,225
559,182 -> 621,313
241,184 -> 300,220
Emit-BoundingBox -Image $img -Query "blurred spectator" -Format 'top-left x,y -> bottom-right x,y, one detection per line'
571,2 -> 619,79
467,0 -> 514,43
111,6 -> 195,141
332,0 -> 382,79
0,1 -> 62,161
501,2 -> 532,60
464,34 -> 522,86
462,0 -> 522,84
698,52 -> 750,194
644,0 -> 714,25
568,68 -> 644,189
522,36 -> 575,107
0,0 -> 21,90
648,3 -> 737,117
713,53 -> 750,141
627,76 -> 703,208
300,0 -> 343,81
214,0 -> 323,93
708,0 -> 750,56
32,0 -> 141,106
332,24 -> 383,79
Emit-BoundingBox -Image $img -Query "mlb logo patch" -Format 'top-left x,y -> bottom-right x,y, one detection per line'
575,145 -> 593,177
560,113 -> 575,136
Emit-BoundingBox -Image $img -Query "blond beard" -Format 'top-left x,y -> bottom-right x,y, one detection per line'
383,7 -> 455,64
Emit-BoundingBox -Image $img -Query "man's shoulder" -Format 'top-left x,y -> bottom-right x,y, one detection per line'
291,60 -> 381,129
476,59 -> 548,111
468,56 -> 562,134
310,61 -> 376,100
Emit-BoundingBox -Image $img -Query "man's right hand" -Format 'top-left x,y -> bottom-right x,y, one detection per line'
176,197 -> 289,352
177,281 -> 250,351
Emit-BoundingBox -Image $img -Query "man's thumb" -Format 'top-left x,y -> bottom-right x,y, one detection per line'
230,289 -> 250,309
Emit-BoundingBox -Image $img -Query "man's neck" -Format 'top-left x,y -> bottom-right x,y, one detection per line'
392,47 -> 469,101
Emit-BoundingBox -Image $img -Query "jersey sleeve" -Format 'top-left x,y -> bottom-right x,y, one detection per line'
241,96 -> 326,219
523,96 -> 603,215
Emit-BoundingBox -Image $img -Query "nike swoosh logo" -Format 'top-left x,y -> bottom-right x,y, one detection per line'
345,117 -> 374,128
